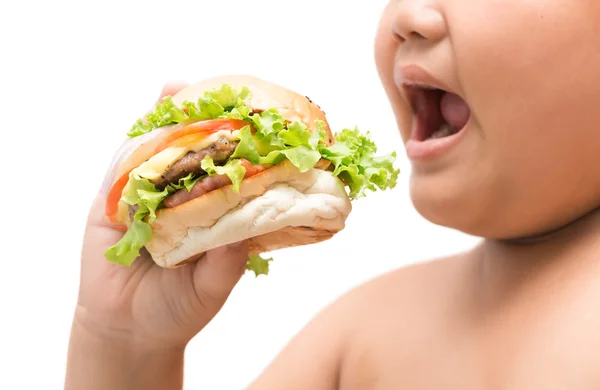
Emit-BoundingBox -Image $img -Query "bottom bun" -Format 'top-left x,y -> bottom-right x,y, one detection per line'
144,160 -> 353,268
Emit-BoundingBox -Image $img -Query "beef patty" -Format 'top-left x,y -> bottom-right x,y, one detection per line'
154,136 -> 238,190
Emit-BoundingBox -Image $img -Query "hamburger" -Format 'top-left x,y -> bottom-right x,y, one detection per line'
103,75 -> 399,275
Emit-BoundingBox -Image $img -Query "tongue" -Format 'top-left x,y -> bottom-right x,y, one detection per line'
440,92 -> 470,130
413,88 -> 445,139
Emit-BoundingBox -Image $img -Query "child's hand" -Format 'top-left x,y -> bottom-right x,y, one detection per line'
77,196 -> 248,347
65,83 -> 250,390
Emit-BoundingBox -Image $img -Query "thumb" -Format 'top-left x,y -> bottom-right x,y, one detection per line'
192,241 -> 249,309
157,81 -> 189,101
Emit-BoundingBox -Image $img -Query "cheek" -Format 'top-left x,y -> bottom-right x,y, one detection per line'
412,1 -> 600,237
453,0 -> 600,154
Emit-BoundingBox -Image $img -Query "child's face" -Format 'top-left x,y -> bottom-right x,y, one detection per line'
375,1 -> 600,239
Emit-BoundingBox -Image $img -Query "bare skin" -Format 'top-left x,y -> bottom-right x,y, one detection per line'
250,1 -> 600,388
250,211 -> 600,389
66,1 -> 600,389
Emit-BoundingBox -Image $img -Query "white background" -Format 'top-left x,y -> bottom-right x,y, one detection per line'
1,1 -> 478,389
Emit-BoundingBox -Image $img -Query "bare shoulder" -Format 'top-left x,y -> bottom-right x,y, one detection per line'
342,253 -> 465,306
335,253 -> 473,389
248,253 -> 469,390
249,247 -> 600,389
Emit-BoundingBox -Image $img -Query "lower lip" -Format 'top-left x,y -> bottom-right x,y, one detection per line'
405,121 -> 469,161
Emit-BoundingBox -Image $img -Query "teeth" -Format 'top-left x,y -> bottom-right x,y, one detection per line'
430,123 -> 455,139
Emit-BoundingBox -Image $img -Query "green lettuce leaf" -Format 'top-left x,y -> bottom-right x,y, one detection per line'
135,188 -> 168,223
127,84 -> 252,138
121,173 -> 160,221
249,108 -> 286,139
230,125 -> 261,164
225,105 -> 252,120
230,113 -> 327,172
201,157 -> 246,193
128,97 -> 188,137
319,127 -> 399,199
104,172 -> 203,265
176,173 -> 202,192
104,220 -> 152,267
257,146 -> 321,172
246,254 -> 273,277
120,173 -> 201,223
279,120 -> 316,147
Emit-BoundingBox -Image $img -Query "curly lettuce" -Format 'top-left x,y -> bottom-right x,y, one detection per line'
201,156 -> 246,193
107,83 -> 400,273
224,109 -> 399,199
127,84 -> 251,137
104,220 -> 153,267
246,254 -> 273,277
104,173 -> 201,266
319,128 -> 399,199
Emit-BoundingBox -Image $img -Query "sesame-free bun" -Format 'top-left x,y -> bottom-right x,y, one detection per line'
114,75 -> 351,267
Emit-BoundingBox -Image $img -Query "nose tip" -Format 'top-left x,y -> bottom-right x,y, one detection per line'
392,2 -> 447,43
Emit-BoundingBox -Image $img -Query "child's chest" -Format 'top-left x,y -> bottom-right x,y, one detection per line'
338,280 -> 600,390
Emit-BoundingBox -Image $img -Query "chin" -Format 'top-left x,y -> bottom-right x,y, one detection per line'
409,173 -> 584,241
408,171 -> 499,238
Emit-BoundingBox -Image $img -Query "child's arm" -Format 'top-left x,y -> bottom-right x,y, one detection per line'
65,317 -> 185,390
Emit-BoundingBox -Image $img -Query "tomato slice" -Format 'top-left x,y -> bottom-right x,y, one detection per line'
165,133 -> 207,149
155,119 -> 250,154
105,169 -> 132,223
239,158 -> 267,178
112,224 -> 129,232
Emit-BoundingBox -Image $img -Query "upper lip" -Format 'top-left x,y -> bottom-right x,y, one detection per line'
395,64 -> 453,92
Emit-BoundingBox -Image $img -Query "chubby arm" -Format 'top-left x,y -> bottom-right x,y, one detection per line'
64,314 -> 186,390
65,290 -> 354,390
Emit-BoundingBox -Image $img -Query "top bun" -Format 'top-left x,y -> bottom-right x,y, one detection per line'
171,74 -> 334,145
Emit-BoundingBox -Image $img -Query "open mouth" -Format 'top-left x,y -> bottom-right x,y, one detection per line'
404,85 -> 471,141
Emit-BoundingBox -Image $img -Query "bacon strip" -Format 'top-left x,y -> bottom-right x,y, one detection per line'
163,160 -> 266,208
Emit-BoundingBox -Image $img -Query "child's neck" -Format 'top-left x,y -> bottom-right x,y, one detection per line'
472,206 -> 600,302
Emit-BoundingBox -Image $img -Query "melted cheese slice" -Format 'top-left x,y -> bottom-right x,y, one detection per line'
133,129 -> 241,182
133,146 -> 189,182
133,130 -> 239,181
